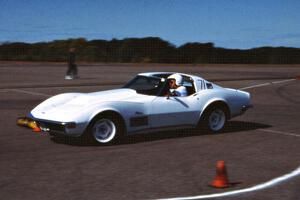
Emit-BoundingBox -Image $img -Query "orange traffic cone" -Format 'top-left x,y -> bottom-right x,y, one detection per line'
210,160 -> 230,188
28,121 -> 41,132
33,126 -> 41,132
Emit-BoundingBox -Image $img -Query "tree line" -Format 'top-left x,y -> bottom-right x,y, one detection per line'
1,37 -> 300,64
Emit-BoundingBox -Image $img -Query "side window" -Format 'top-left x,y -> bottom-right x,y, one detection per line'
182,76 -> 196,95
206,82 -> 213,89
200,80 -> 205,90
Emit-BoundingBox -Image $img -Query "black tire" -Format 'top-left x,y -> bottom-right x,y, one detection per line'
84,113 -> 124,145
198,106 -> 228,133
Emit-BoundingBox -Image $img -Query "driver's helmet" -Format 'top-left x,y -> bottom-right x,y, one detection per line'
167,73 -> 183,86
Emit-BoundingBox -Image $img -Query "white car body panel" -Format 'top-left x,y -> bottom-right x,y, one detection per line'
150,95 -> 200,128
29,72 -> 251,137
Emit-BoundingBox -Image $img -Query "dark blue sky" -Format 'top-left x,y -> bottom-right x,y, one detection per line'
1,0 -> 299,49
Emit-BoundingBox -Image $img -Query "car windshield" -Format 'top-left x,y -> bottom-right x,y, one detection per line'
123,75 -> 166,95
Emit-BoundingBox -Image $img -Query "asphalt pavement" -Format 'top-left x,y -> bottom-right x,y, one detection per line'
0,62 -> 299,200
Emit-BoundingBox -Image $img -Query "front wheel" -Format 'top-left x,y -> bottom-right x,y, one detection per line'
92,118 -> 117,143
87,114 -> 124,144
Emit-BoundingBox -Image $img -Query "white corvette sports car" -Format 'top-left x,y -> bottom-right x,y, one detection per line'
29,72 -> 252,144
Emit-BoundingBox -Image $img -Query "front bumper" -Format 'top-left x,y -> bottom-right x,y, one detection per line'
37,120 -> 66,132
28,114 -> 83,136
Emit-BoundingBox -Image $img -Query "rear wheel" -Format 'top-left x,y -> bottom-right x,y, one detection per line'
207,108 -> 226,132
199,106 -> 228,133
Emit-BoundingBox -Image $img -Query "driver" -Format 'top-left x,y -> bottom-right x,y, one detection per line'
167,73 -> 188,97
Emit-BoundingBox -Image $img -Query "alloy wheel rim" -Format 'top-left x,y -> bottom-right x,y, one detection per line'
93,119 -> 116,143
208,109 -> 226,132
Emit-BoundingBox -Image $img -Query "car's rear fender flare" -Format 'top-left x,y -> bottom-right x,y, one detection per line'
198,99 -> 230,123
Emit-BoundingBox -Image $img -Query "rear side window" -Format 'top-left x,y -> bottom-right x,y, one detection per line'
206,82 -> 213,89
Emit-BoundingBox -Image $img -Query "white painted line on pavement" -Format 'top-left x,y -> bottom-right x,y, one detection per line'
239,78 -> 296,90
239,82 -> 271,90
259,129 -> 300,138
271,79 -> 296,84
158,166 -> 300,200
8,89 -> 51,97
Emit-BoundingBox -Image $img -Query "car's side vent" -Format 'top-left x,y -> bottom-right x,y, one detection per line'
130,116 -> 148,127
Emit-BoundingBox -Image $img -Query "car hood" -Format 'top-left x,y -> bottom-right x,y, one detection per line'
30,88 -> 143,121
64,88 -> 140,106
